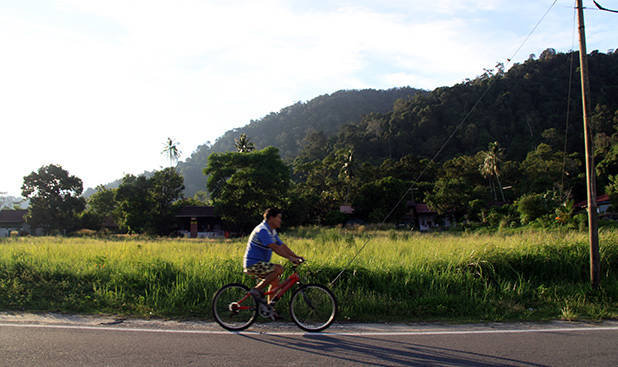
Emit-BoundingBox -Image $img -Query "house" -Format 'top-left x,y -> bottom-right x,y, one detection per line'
402,201 -> 453,232
0,209 -> 28,237
339,205 -> 355,214
595,194 -> 613,216
175,206 -> 224,238
411,203 -> 441,231
575,194 -> 615,218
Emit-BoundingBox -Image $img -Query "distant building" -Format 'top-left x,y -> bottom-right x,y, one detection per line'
576,194 -> 615,218
412,203 -> 438,232
339,205 -> 355,214
403,202 -> 453,231
175,206 -> 224,238
0,209 -> 28,237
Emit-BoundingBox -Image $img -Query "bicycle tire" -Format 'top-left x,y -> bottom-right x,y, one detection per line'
289,284 -> 337,332
212,283 -> 257,331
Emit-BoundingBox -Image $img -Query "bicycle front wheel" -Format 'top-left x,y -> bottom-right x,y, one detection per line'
212,283 -> 257,331
289,284 -> 337,332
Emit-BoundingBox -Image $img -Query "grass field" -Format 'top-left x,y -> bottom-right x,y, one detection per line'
0,227 -> 616,322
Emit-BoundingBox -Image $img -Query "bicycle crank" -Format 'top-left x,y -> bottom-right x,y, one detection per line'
258,303 -> 275,319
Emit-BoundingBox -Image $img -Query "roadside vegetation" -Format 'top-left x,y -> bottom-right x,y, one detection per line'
1,227 -> 616,323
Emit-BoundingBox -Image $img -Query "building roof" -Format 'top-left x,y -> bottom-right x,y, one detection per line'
415,203 -> 436,214
176,206 -> 217,218
0,209 -> 27,224
575,194 -> 611,208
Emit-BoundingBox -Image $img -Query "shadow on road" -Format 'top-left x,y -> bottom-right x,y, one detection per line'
240,333 -> 547,366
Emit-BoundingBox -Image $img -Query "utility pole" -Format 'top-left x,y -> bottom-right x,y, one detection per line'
576,0 -> 600,287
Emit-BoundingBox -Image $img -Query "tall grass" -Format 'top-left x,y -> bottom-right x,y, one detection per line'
0,228 -> 616,322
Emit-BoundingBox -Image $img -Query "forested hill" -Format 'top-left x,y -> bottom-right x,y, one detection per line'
321,49 -> 618,164
88,49 -> 618,204
179,87 -> 424,196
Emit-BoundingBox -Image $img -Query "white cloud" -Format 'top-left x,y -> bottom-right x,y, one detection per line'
0,0 -> 616,195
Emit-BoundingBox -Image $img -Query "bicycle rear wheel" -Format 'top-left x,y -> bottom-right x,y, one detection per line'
212,283 -> 257,331
289,284 -> 337,332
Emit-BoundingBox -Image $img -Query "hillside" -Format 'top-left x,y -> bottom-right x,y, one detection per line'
178,87 -> 424,196
326,49 -> 618,164
88,49 -> 618,209
282,49 -> 618,225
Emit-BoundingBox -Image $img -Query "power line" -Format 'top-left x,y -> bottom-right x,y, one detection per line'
508,0 -> 559,64
330,0 -> 561,286
593,0 -> 618,13
561,5 -> 578,191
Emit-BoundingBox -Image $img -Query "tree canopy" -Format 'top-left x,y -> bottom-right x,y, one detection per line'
205,147 -> 290,232
21,164 -> 85,233
115,167 -> 185,234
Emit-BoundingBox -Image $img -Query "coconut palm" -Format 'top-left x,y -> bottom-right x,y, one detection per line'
162,137 -> 181,167
480,141 -> 506,202
234,133 -> 255,153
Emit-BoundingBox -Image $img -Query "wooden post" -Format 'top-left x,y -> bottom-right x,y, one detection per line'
576,0 -> 600,287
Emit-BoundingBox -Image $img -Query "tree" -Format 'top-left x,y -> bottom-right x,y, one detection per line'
606,175 -> 618,210
150,167 -> 185,234
516,193 -> 551,224
83,185 -> 118,230
479,141 -> 506,202
115,174 -> 152,233
353,177 -> 409,223
162,137 -> 181,167
520,143 -> 581,194
21,164 -> 85,233
205,147 -> 289,232
234,133 -> 255,153
425,177 -> 472,219
114,168 -> 185,235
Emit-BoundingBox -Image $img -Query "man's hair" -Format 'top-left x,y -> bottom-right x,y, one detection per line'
263,208 -> 282,220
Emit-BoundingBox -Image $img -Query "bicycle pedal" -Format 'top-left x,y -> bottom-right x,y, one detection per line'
258,303 -> 274,319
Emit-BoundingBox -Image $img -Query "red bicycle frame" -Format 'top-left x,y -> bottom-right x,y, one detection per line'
235,271 -> 301,310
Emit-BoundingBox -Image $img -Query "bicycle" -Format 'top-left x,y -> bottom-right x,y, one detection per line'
212,260 -> 337,332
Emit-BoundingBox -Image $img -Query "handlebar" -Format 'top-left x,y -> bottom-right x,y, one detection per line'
290,257 -> 305,269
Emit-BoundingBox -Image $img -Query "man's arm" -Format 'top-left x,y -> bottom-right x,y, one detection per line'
268,243 -> 302,263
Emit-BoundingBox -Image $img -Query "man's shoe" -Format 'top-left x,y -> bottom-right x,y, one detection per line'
249,288 -> 265,303
270,309 -> 280,321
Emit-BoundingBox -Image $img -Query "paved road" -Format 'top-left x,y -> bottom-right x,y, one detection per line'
1,314 -> 617,366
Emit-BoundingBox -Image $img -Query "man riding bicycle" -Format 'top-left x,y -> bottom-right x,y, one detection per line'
243,208 -> 303,306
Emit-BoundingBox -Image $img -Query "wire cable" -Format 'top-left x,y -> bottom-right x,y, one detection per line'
561,4 -> 578,191
330,0 -> 560,286
593,0 -> 618,13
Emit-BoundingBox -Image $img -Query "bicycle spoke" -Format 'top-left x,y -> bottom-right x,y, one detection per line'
290,284 -> 336,332
212,284 -> 257,331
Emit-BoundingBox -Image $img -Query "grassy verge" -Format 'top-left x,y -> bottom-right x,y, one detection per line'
0,228 -> 616,322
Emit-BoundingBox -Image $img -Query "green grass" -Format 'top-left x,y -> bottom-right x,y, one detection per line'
0,228 -> 616,322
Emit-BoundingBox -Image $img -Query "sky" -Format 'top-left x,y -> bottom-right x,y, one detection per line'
1,0 -> 617,197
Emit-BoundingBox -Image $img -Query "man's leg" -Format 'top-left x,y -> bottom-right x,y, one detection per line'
254,264 -> 283,303
266,264 -> 284,303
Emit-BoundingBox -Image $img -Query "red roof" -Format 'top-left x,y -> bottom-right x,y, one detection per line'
575,194 -> 611,208
415,203 -> 435,214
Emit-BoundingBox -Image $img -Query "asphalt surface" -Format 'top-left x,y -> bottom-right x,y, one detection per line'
1,313 -> 617,366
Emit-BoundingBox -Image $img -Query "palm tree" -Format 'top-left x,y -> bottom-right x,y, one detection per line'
162,137 -> 181,167
480,141 -> 506,202
340,148 -> 354,203
234,133 -> 255,153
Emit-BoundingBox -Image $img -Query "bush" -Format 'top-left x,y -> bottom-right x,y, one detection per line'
322,210 -> 349,226
517,193 -> 548,224
487,204 -> 518,228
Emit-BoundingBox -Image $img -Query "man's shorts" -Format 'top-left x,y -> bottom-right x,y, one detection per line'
244,262 -> 277,278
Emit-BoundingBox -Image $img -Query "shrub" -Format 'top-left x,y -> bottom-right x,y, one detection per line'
517,193 -> 547,224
